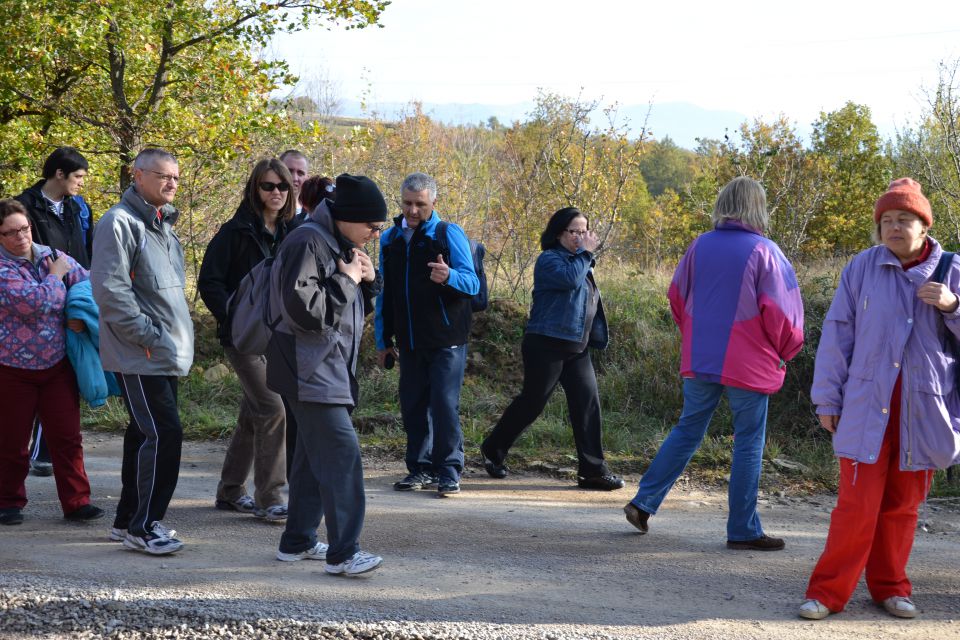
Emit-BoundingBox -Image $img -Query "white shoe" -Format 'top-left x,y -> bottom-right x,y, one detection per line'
324,550 -> 382,575
276,541 -> 329,562
798,599 -> 831,620
122,522 -> 183,555
110,522 -> 176,542
882,596 -> 917,619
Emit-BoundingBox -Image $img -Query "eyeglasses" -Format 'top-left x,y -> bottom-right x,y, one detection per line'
0,224 -> 31,239
565,229 -> 588,237
259,181 -> 291,193
366,223 -> 385,232
148,170 -> 180,183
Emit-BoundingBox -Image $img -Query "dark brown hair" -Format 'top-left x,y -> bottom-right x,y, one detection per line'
299,175 -> 336,213
0,198 -> 28,225
245,158 -> 296,223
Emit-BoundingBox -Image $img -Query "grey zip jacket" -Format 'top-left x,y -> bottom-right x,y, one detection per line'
265,201 -> 381,407
90,186 -> 194,376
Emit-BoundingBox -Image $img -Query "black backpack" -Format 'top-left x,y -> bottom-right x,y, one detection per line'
436,220 -> 488,312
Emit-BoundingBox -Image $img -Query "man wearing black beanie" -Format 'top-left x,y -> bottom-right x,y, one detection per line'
267,173 -> 386,575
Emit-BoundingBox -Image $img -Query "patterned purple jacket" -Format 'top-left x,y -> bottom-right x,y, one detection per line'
0,243 -> 87,370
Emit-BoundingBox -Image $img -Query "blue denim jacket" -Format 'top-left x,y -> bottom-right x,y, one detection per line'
524,247 -> 608,349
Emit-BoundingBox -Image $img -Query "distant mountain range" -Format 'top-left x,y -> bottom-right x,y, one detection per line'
338,99 -> 750,149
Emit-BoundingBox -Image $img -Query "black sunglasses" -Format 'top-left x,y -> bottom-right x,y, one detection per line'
259,181 -> 291,192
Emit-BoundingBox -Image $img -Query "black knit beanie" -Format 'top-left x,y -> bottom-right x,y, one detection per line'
328,174 -> 388,222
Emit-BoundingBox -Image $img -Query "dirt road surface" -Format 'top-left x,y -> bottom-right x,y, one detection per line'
2,432 -> 959,639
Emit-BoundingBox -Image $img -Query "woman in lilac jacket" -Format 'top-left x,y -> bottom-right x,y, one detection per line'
800,178 -> 960,621
623,177 -> 804,549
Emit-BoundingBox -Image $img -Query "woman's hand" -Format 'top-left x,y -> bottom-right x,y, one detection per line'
917,282 -> 960,312
67,319 -> 86,333
47,253 -> 71,279
818,414 -> 839,433
582,230 -> 599,253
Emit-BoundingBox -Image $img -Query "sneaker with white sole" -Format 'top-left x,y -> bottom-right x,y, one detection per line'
110,522 -> 176,542
798,599 -> 832,620
324,550 -> 382,575
123,522 -> 184,555
215,495 -> 256,513
253,504 -> 288,522
882,596 -> 917,619
276,541 -> 330,562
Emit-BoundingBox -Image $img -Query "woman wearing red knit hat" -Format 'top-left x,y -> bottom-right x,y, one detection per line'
799,178 -> 960,620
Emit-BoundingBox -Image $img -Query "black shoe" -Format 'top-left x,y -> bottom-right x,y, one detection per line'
64,504 -> 105,521
29,460 -> 53,477
726,534 -> 785,551
437,481 -> 461,497
480,442 -> 507,479
0,508 -> 24,525
623,503 -> 650,534
577,474 -> 625,491
393,472 -> 437,491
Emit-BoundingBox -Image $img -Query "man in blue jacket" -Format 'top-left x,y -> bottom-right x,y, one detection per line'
375,173 -> 479,496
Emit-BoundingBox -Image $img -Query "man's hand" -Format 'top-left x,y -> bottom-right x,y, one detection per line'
354,248 -> 376,282
377,347 -> 398,369
428,254 -> 450,285
47,253 -> 71,279
67,319 -> 86,333
818,414 -> 839,433
337,254 -> 363,284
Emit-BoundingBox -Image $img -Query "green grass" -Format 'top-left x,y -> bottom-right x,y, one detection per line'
79,264 -> 960,497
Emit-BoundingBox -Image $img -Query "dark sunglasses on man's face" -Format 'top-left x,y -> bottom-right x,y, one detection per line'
259,181 -> 291,193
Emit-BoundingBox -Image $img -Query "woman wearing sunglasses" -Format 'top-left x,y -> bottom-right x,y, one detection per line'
198,158 -> 296,523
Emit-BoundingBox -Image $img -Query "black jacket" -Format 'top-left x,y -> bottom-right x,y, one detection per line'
16,180 -> 92,268
380,215 -> 473,350
198,200 -> 294,345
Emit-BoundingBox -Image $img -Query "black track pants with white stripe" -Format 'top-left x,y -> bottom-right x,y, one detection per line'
112,374 -> 183,537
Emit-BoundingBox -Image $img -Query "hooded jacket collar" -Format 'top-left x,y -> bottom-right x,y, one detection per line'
120,185 -> 179,228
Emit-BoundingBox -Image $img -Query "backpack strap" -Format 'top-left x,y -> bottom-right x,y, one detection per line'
436,220 -> 450,253
934,251 -> 955,284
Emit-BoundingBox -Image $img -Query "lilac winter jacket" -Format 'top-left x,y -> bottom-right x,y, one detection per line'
812,240 -> 960,471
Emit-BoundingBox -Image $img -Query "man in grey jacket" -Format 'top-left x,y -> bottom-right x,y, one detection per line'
268,174 -> 385,575
91,148 -> 193,555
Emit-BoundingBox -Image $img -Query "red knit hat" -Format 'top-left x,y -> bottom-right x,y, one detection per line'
873,177 -> 932,226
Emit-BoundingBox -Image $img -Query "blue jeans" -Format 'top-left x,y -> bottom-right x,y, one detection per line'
398,345 -> 467,482
630,377 -> 769,541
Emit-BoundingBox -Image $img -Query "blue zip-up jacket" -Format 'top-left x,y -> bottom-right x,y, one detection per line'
375,212 -> 479,351
65,279 -> 121,407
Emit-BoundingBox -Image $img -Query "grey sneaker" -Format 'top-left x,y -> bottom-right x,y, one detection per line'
882,596 -> 917,619
276,541 -> 330,562
324,550 -> 383,575
29,460 -> 53,477
215,495 -> 256,513
253,504 -> 288,522
798,599 -> 832,620
123,522 -> 184,555
393,472 -> 437,491
437,481 -> 461,497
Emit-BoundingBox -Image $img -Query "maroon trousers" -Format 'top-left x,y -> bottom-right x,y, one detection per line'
0,359 -> 91,513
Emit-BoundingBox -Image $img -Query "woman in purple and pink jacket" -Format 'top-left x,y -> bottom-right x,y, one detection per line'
799,178 -> 960,621
0,199 -> 103,526
623,177 -> 804,550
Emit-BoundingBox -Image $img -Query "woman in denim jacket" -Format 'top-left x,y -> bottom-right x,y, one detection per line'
480,207 -> 623,491
800,178 -> 960,621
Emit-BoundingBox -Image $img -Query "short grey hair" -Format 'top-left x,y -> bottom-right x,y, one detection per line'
711,176 -> 769,232
401,172 -> 437,200
134,148 -> 177,171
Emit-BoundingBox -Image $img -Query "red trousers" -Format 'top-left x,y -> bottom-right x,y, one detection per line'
805,422 -> 929,611
0,359 -> 91,513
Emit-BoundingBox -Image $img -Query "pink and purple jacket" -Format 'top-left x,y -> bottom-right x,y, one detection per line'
0,243 -> 88,370
669,220 -> 804,394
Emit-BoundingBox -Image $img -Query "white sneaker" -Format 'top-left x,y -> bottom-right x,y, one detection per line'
882,596 -> 917,619
110,522 -> 176,542
122,522 -> 183,555
324,550 -> 382,575
798,599 -> 831,620
276,541 -> 329,562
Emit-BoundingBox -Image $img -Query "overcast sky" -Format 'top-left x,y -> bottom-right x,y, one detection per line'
272,0 -> 960,132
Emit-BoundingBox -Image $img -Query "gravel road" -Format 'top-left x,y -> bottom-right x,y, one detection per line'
1,432 -> 958,640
